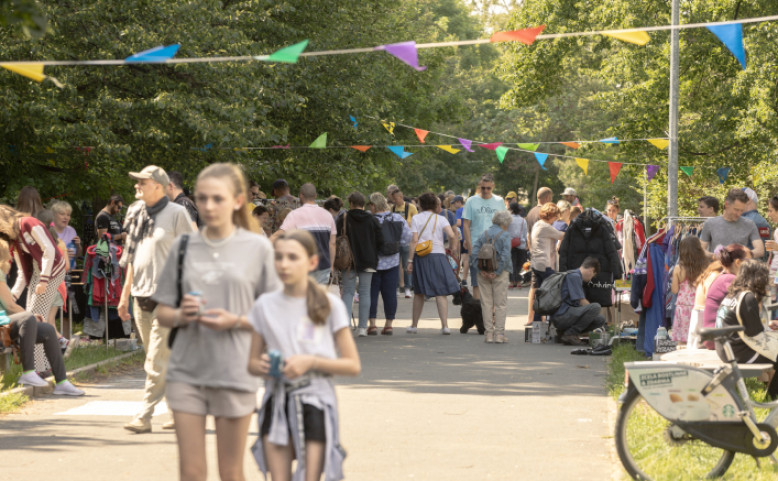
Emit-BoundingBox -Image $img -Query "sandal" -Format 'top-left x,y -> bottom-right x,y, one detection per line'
367,326 -> 378,336
381,326 -> 393,336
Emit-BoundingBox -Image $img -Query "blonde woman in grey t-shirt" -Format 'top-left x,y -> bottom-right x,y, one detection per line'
153,163 -> 281,481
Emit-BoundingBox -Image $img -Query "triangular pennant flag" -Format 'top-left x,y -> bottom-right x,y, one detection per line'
200,143 -> 214,152
560,142 -> 580,149
377,41 -> 426,71
646,165 -> 660,182
490,25 -> 546,45
414,129 -> 429,143
605,31 -> 651,46
125,44 -> 181,63
1,63 -> 64,88
707,24 -> 746,69
648,139 -> 669,150
517,143 -> 539,151
680,166 -> 694,178
495,146 -> 509,164
387,146 -> 413,159
351,145 -> 371,152
458,138 -> 474,152
271,145 -> 290,149
265,40 -> 309,63
716,167 -> 731,184
478,142 -> 503,151
349,115 -> 358,129
600,137 -> 620,144
436,145 -> 461,154
609,162 -> 623,183
381,121 -> 395,135
309,133 -> 327,149
575,158 -> 589,175
534,152 -> 548,170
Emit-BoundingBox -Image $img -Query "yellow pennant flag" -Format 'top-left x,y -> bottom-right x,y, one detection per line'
575,158 -> 589,175
1,63 -> 64,88
436,145 -> 461,154
381,121 -> 395,135
648,138 -> 669,150
605,31 -> 650,46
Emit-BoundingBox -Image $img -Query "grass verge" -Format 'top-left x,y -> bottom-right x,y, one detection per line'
608,343 -> 778,480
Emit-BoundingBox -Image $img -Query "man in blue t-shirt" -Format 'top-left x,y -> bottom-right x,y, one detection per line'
463,173 -> 506,299
550,257 -> 606,345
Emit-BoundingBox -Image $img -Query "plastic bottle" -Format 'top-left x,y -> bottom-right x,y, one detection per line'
656,327 -> 668,340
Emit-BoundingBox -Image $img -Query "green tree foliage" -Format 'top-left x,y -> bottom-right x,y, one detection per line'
0,0 -> 46,38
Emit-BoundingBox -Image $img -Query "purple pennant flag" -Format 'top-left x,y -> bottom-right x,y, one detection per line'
376,41 -> 427,71
646,164 -> 660,181
458,138 -> 474,152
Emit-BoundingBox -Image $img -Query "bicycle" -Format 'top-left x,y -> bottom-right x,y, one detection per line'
615,326 -> 778,480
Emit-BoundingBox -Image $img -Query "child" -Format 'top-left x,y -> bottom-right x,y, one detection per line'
249,229 -> 361,481
671,236 -> 709,343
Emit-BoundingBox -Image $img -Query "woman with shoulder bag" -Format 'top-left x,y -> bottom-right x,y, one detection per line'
152,163 -> 281,481
406,192 -> 460,335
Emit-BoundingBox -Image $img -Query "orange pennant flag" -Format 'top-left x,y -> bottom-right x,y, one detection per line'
609,162 -> 623,183
560,142 -> 580,149
350,145 -> 371,152
490,25 -> 546,45
414,129 -> 429,143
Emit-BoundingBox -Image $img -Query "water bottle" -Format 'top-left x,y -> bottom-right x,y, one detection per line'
268,350 -> 284,378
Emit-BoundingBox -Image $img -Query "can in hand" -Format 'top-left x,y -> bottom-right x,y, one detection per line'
188,291 -> 203,317
268,349 -> 284,378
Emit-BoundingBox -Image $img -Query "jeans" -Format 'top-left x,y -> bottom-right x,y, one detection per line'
9,311 -> 67,382
399,245 -> 412,290
312,268 -> 331,285
341,270 -> 373,329
551,303 -> 606,335
369,266 -> 400,320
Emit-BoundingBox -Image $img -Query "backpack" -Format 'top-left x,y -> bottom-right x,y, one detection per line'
378,214 -> 403,256
477,231 -> 504,273
334,212 -> 355,271
533,272 -> 568,315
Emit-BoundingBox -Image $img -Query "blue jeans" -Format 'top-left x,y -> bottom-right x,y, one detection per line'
399,245 -> 412,290
311,268 -> 331,285
341,270 -> 373,329
369,266 -> 399,320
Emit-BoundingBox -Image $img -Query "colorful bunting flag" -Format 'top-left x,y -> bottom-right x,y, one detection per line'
707,24 -> 746,69
600,137 -> 620,144
200,143 -> 213,152
575,158 -> 589,175
381,121 -> 395,135
605,31 -> 651,46
646,165 -> 660,181
387,146 -> 413,159
648,139 -> 669,149
609,162 -> 622,183
517,143 -> 540,151
534,152 -> 548,170
265,40 -> 309,63
489,25 -> 546,45
478,142 -> 503,151
351,145 -> 371,152
680,166 -> 694,177
716,167 -> 731,184
495,146 -> 509,164
309,133 -> 327,149
436,145 -> 461,154
458,138 -> 474,152
560,142 -> 581,149
377,41 -> 426,71
0,63 -> 63,88
349,115 -> 358,129
414,129 -> 429,143
125,44 -> 181,63
271,145 -> 290,149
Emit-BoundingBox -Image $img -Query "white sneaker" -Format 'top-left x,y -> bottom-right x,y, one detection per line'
357,328 -> 367,337
404,288 -> 412,298
53,380 -> 85,396
406,326 -> 418,334
18,371 -> 49,387
441,327 -> 451,335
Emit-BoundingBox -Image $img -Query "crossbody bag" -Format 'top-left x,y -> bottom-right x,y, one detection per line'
415,213 -> 437,257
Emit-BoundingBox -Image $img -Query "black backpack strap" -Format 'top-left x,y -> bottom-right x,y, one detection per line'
404,202 -> 409,220
175,234 -> 190,307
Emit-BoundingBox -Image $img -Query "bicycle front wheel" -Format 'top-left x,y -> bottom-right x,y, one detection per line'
615,388 -> 735,480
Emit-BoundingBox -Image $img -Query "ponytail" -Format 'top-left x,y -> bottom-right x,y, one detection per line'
306,275 -> 332,325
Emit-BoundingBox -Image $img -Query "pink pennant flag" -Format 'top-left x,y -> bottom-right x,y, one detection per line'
415,129 -> 429,143
478,143 -> 503,151
376,41 -> 426,71
272,145 -> 290,149
458,138 -> 474,152
490,25 -> 546,45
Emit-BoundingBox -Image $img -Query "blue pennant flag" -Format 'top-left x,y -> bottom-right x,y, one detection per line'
387,146 -> 413,159
599,137 -> 620,144
126,44 -> 181,63
534,152 -> 548,170
349,115 -> 358,129
707,24 -> 746,69
716,167 -> 731,184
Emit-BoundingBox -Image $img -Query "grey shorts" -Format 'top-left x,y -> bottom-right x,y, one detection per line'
166,382 -> 257,418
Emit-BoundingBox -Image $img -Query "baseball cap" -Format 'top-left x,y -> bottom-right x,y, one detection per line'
505,191 -> 517,200
453,195 -> 464,204
129,165 -> 170,186
273,179 -> 289,190
742,187 -> 758,204
563,187 -> 577,196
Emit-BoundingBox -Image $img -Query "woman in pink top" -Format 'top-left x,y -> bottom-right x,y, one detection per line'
702,244 -> 750,349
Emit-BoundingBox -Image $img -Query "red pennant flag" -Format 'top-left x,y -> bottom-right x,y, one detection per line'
414,129 -> 429,143
478,142 -> 503,151
490,25 -> 546,45
560,142 -> 580,149
609,162 -> 623,183
351,145 -> 371,152
271,144 -> 290,149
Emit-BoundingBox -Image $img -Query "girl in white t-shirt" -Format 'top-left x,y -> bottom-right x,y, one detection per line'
248,229 -> 361,481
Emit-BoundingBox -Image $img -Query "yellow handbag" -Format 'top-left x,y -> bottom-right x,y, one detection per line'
414,213 -> 437,257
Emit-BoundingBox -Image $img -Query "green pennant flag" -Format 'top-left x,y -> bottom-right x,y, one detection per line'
264,40 -> 309,63
680,166 -> 694,178
495,146 -> 509,164
517,143 -> 539,151
309,133 -> 327,149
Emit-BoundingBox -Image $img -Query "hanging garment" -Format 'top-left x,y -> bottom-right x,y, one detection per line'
643,243 -> 667,355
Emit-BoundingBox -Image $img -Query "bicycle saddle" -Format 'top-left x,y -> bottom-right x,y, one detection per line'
699,326 -> 744,341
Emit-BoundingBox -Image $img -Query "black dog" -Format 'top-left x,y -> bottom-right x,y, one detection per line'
452,287 -> 485,335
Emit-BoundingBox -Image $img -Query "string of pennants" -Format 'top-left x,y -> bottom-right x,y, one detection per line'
2,15 -> 775,87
